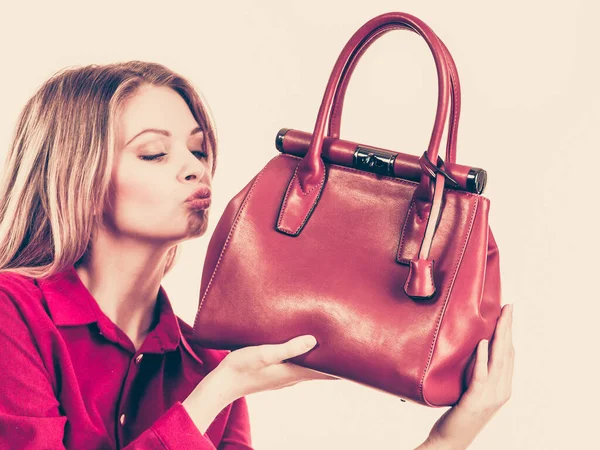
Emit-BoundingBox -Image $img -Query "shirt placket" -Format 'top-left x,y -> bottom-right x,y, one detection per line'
115,348 -> 146,448
94,318 -> 161,449
118,336 -> 169,448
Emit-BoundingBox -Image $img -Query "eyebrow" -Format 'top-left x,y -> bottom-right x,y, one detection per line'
125,126 -> 203,147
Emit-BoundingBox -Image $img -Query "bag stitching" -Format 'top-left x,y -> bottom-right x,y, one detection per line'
276,164 -> 300,234
403,260 -> 414,291
290,172 -> 326,235
418,195 -> 479,404
277,163 -> 326,235
194,157 -> 276,323
397,199 -> 415,264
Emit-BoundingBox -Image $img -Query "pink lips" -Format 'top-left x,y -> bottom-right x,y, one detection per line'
186,186 -> 212,210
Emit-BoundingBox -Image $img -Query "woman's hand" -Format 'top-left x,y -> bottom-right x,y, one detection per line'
216,334 -> 336,402
183,335 -> 336,433
417,303 -> 515,449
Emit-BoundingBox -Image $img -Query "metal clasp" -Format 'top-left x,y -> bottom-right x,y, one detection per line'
353,146 -> 397,176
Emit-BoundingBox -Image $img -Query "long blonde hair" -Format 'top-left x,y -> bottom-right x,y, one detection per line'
0,61 -> 218,279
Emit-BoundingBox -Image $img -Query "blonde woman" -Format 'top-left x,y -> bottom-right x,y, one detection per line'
0,61 -> 513,449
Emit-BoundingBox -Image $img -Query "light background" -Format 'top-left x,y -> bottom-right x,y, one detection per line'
0,1 -> 597,449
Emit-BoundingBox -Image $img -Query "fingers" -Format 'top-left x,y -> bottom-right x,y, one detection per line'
471,339 -> 489,384
257,335 -> 317,366
488,304 -> 512,375
286,364 -> 341,381
251,360 -> 332,392
501,306 -> 515,397
457,305 -> 515,416
488,304 -> 515,395
502,343 -> 515,397
282,363 -> 336,382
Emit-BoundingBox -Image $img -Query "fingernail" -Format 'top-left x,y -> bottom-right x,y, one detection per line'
304,335 -> 317,348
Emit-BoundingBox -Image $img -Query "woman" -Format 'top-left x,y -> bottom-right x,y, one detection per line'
0,61 -> 514,449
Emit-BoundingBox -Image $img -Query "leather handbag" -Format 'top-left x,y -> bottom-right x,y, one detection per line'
193,12 -> 501,407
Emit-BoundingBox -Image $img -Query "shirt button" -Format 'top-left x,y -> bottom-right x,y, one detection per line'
135,354 -> 144,364
119,413 -> 126,426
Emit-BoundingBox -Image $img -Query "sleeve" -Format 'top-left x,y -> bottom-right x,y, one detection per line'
0,291 -> 253,450
218,397 -> 253,449
123,402 -> 217,449
124,397 -> 253,450
0,291 -> 68,450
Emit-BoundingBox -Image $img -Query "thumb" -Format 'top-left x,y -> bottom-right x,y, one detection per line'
268,335 -> 317,364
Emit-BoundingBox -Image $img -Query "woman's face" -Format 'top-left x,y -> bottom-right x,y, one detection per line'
104,84 -> 213,246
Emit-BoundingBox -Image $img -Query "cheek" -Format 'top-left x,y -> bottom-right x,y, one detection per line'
114,158 -> 163,201
107,166 -> 176,231
117,176 -> 163,205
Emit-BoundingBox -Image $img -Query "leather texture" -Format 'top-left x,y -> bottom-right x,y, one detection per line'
193,12 -> 501,407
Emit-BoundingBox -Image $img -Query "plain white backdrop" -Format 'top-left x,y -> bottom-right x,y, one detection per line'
0,1 -> 597,449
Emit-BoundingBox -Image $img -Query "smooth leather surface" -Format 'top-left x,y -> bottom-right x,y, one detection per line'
193,12 -> 501,406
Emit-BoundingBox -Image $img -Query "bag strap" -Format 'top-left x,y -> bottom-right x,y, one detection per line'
276,12 -> 453,300
277,12 -> 451,234
327,25 -> 461,164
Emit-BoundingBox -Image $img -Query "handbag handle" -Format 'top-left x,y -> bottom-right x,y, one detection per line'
307,13 -> 451,176
327,25 -> 461,164
277,12 -> 456,300
277,12 -> 452,236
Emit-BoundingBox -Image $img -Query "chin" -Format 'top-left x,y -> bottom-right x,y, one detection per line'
185,210 -> 210,237
154,210 -> 209,244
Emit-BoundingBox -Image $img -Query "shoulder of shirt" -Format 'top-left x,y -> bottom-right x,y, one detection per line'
0,271 -> 49,326
0,270 -> 42,301
176,316 -> 231,368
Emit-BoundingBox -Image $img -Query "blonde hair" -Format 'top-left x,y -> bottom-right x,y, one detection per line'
0,61 -> 218,279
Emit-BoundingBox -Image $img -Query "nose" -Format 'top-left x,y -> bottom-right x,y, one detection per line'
179,148 -> 208,183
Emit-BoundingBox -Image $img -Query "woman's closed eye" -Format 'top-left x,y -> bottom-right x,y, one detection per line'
190,151 -> 209,160
140,151 -> 208,162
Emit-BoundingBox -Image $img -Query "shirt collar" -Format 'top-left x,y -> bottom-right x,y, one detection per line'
37,265 -> 182,353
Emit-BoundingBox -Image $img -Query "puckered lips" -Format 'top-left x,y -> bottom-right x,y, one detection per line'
185,186 -> 211,210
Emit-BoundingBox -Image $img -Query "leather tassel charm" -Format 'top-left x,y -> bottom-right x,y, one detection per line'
404,258 -> 437,300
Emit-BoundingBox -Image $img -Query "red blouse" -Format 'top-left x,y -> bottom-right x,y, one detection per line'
0,265 -> 253,449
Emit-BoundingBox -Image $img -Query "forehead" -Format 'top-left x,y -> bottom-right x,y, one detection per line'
117,85 -> 200,145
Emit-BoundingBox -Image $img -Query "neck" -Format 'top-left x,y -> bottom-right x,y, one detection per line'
75,228 -> 173,347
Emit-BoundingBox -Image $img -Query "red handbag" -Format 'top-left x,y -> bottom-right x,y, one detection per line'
193,12 -> 501,407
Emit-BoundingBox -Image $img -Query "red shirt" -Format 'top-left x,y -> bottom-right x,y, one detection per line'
0,265 -> 253,449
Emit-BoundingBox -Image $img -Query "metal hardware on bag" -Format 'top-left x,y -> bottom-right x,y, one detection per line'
466,168 -> 487,195
275,128 -> 290,152
275,128 -> 489,195
419,151 -> 460,189
353,146 -> 397,176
